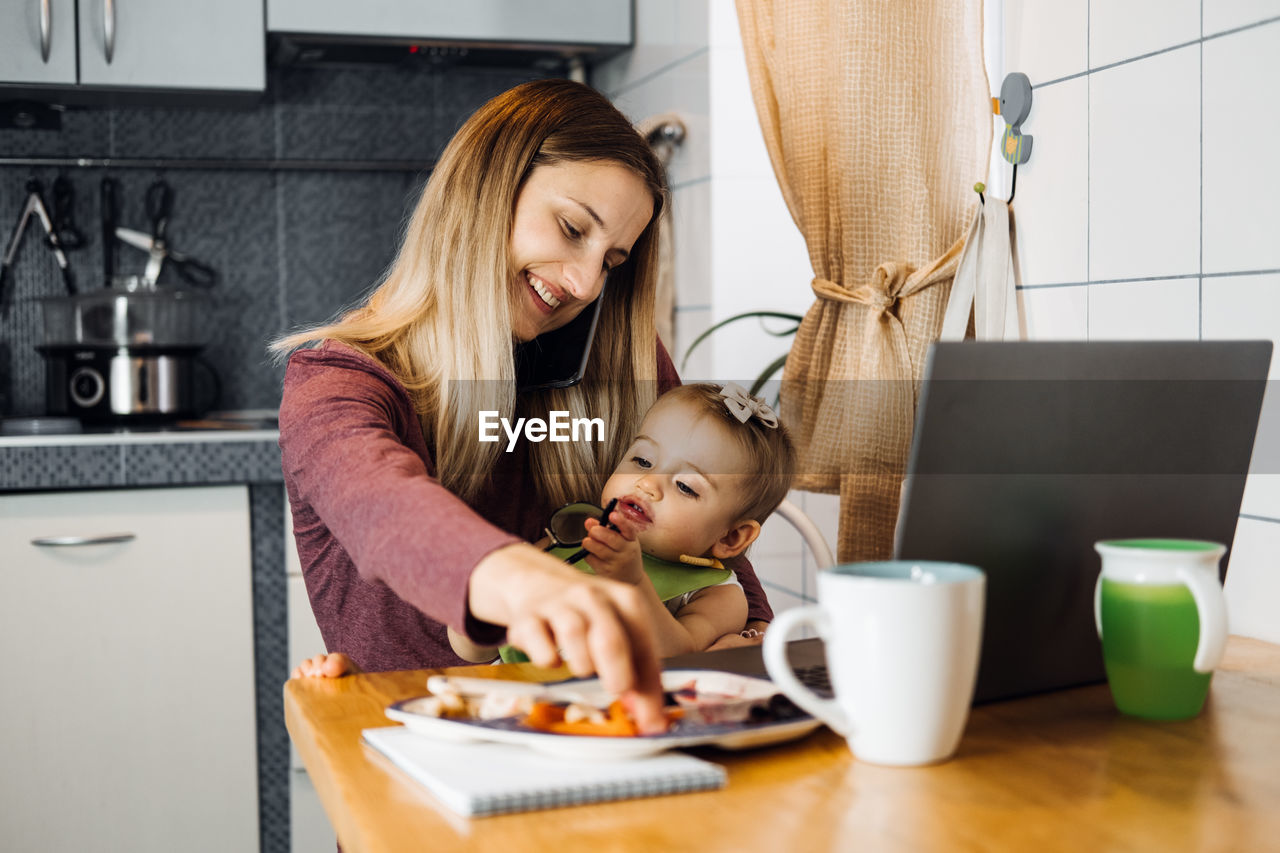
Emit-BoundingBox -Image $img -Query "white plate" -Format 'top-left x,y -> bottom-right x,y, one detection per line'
385,669 -> 822,760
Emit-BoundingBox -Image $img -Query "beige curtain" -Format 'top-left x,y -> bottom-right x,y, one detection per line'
735,0 -> 991,562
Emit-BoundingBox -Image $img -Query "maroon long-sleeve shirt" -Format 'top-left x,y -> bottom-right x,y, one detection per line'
279,339 -> 773,672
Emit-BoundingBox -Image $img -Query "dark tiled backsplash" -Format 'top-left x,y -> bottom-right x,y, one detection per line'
0,64 -> 549,417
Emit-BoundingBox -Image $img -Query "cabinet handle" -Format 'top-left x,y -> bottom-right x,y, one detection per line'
103,0 -> 115,64
31,532 -> 137,547
39,0 -> 52,62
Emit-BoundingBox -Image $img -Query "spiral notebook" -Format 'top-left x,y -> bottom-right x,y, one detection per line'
362,726 -> 727,818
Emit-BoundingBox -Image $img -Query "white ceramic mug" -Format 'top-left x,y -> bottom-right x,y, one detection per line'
764,561 -> 985,766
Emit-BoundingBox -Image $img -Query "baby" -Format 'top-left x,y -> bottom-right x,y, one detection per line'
292,383 -> 796,678
453,382 -> 797,661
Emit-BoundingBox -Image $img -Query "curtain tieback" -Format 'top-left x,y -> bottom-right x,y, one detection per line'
811,277 -> 897,313
810,239 -> 967,316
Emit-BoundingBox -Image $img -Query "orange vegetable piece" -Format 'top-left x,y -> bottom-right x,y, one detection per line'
522,700 -> 639,737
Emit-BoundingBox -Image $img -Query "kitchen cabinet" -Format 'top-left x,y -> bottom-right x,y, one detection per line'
267,0 -> 631,50
0,0 -> 264,95
284,501 -> 337,851
0,485 -> 258,853
285,499 -> 326,771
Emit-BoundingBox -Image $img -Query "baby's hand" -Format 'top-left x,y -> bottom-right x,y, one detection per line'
582,516 -> 644,584
290,652 -> 362,679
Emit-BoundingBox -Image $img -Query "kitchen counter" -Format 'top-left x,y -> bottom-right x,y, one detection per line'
1,419 -> 293,853
0,421 -> 282,491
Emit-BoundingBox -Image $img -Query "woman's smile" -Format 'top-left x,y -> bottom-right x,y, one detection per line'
508,159 -> 654,342
526,272 -> 563,311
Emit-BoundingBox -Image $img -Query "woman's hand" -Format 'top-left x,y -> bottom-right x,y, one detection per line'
467,542 -> 667,733
290,652 -> 362,679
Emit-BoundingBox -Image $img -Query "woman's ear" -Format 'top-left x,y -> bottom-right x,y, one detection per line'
710,519 -> 762,560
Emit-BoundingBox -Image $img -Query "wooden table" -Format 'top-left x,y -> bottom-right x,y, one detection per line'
284,636 -> 1280,852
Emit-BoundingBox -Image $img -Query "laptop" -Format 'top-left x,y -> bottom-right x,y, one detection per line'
666,340 -> 1273,705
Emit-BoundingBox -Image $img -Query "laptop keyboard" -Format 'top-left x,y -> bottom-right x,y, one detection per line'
796,663 -> 833,698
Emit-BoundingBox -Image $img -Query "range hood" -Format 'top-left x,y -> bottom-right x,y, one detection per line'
267,0 -> 633,69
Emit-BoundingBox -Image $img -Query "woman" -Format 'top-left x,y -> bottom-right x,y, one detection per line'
275,79 -> 773,730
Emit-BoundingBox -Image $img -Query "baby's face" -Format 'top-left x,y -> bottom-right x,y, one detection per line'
600,398 -> 751,563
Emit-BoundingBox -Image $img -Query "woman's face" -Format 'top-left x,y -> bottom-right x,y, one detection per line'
508,159 -> 655,343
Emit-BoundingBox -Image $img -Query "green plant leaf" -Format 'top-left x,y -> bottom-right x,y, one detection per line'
750,353 -> 789,398
680,311 -> 804,371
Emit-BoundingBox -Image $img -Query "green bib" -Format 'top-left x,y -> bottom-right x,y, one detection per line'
498,548 -> 732,664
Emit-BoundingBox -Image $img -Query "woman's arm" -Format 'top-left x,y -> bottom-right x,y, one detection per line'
725,556 -> 774,626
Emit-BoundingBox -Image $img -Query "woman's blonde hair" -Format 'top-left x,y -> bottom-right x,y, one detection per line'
273,79 -> 668,513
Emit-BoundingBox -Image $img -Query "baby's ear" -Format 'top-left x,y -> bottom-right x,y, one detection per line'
710,519 -> 762,560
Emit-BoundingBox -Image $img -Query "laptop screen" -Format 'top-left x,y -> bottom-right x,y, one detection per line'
894,340 -> 1272,702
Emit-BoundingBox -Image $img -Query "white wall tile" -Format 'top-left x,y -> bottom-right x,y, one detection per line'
760,584 -> 813,622
1204,2 -> 1280,36
1202,24 -> 1280,274
608,49 -> 711,188
1089,0 -> 1200,68
754,509 -> 804,566
1004,0 -> 1089,83
671,179 -> 712,310
708,175 -> 812,381
1089,47 -> 1200,282
708,0 -> 743,50
1019,285 -> 1089,339
1241,474 -> 1280,520
1246,389 -> 1280,504
1201,273 -> 1280,507
1087,278 -> 1200,339
1223,517 -> 1280,643
594,0 -> 708,95
705,316 -> 796,388
751,557 -> 805,604
709,42 -> 774,181
709,177 -> 810,313
1010,78 -> 1088,286
798,491 -> 840,545
673,307 -> 713,380
1201,274 -> 1280,374
750,547 -> 805,606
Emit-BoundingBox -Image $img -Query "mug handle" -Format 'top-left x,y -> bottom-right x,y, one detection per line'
1176,567 -> 1229,674
762,607 -> 850,736
1093,573 -> 1103,639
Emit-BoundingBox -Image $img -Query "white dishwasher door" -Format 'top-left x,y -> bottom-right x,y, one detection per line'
0,485 -> 258,853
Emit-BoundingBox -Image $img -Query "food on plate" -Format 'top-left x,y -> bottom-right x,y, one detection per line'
402,671 -> 807,738
525,700 -> 652,737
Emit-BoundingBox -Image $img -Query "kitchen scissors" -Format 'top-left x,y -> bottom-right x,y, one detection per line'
117,178 -> 217,287
116,225 -> 217,287
1,178 -> 77,314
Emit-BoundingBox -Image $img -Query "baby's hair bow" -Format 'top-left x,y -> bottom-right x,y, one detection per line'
718,383 -> 779,429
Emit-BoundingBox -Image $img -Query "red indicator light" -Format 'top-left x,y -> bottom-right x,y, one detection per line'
409,45 -> 419,54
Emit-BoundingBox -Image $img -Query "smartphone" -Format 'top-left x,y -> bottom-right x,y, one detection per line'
515,283 -> 606,393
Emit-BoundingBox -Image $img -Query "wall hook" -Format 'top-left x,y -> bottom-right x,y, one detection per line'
995,72 -> 1033,166
977,72 -> 1031,206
